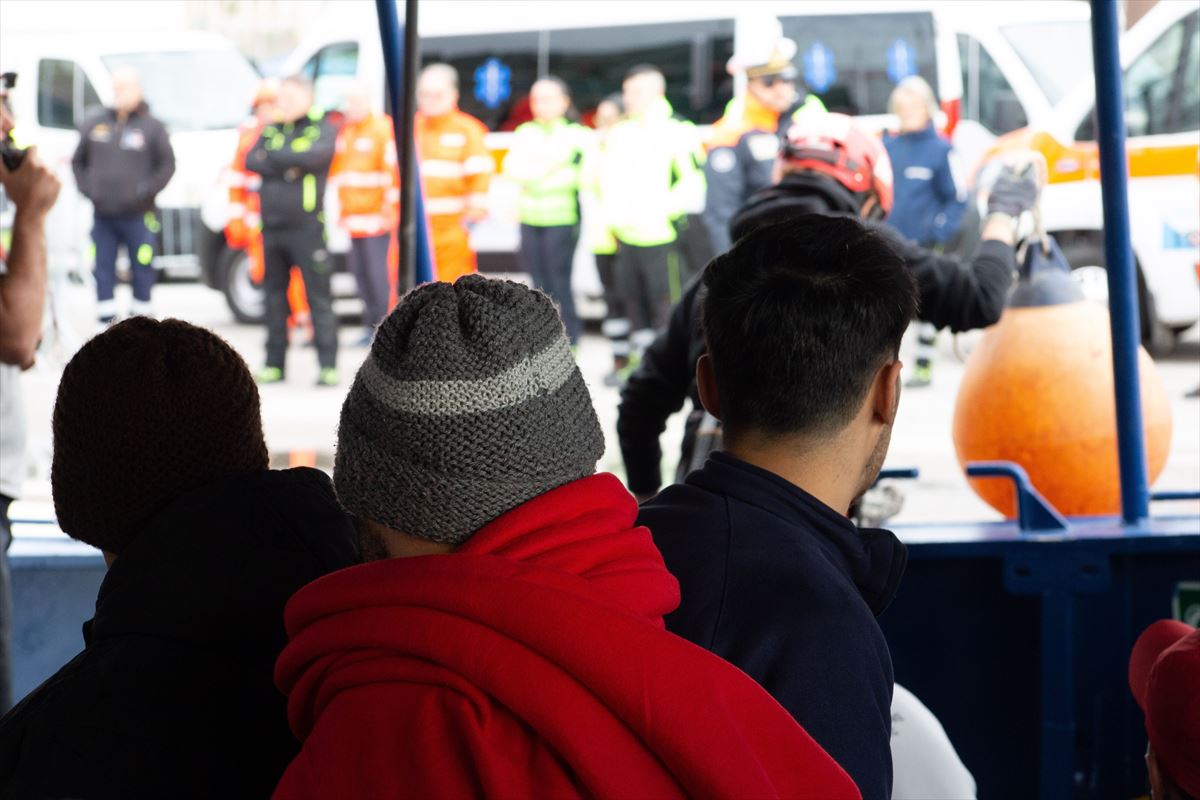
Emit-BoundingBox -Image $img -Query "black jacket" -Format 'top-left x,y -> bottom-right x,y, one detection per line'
0,468 -> 358,799
638,452 -> 907,800
702,128 -> 779,255
617,214 -> 1015,495
71,103 -> 175,217
245,110 -> 337,229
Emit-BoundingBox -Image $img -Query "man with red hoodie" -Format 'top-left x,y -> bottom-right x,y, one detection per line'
272,275 -> 860,799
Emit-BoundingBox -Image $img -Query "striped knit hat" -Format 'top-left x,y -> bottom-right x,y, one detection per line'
334,275 -> 605,545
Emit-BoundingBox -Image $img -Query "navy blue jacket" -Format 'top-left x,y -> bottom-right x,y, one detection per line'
639,452 -> 907,800
883,123 -> 965,246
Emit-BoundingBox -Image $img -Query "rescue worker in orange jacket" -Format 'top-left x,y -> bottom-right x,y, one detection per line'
414,63 -> 492,283
227,79 -> 310,329
329,80 -> 399,342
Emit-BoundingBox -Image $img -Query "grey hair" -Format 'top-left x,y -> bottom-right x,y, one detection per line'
420,63 -> 459,90
888,75 -> 938,121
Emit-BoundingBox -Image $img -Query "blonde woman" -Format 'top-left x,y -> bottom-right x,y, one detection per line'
883,76 -> 965,387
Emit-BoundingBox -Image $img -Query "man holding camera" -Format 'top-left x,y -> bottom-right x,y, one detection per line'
0,70 -> 62,711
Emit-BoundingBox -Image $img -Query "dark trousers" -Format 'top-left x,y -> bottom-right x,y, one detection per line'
616,241 -> 675,333
595,252 -> 630,357
93,213 -> 155,313
519,224 -> 580,343
348,234 -> 392,330
263,225 -> 338,371
0,495 -> 13,713
674,214 -> 714,285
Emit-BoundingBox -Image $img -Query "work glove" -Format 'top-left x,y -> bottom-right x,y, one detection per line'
986,165 -> 1040,217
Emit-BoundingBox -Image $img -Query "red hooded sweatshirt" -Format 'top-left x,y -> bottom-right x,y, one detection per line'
273,473 -> 860,799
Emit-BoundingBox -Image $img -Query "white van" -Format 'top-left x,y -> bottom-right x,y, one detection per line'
0,31 -> 259,279
205,0 -> 1094,320
984,1 -> 1200,350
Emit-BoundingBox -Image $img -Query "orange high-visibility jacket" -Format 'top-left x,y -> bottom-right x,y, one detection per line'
226,120 -> 264,249
329,113 -> 400,238
415,108 -> 493,283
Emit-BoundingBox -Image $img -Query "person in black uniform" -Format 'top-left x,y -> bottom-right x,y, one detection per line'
617,112 -> 1038,500
702,21 -> 829,258
246,75 -> 340,387
71,66 -> 174,324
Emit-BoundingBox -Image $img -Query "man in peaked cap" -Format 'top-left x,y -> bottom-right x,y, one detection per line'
702,15 -> 826,255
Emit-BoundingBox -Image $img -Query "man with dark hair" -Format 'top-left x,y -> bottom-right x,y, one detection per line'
0,318 -> 357,798
618,111 -> 1035,500
247,74 -> 340,387
638,214 -> 918,800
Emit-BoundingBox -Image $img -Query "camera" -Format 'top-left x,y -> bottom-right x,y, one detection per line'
0,71 -> 29,171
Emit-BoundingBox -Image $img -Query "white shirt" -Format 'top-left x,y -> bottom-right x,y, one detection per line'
891,683 -> 977,799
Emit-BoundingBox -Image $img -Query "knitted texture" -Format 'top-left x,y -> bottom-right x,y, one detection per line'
335,275 -> 605,544
52,318 -> 269,553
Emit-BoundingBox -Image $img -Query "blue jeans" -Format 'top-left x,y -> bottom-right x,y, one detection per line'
93,213 -> 156,317
519,224 -> 580,343
347,234 -> 392,330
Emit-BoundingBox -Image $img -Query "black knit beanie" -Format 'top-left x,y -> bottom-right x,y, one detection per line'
52,318 -> 269,554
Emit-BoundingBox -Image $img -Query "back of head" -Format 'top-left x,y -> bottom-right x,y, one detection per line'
335,276 -> 604,547
702,214 -> 916,440
52,318 -> 268,554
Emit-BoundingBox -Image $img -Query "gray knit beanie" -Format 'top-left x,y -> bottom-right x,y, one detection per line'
334,275 -> 605,545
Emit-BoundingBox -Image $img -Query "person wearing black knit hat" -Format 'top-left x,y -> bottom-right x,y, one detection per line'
0,318 -> 358,799
269,275 -> 859,799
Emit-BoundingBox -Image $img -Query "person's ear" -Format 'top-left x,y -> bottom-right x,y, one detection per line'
872,360 -> 903,426
696,354 -> 722,420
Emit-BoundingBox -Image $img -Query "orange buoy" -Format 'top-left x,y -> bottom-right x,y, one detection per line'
952,239 -> 1173,518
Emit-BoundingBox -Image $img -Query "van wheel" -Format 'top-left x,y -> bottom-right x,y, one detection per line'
221,248 -> 266,325
1057,239 -> 1175,356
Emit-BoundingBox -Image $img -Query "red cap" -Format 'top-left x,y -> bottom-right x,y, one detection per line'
1128,619 -> 1200,797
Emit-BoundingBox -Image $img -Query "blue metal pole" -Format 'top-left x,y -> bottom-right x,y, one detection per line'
375,0 -> 435,287
1089,0 -> 1149,525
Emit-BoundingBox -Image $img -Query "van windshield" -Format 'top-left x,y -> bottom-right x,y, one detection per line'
1001,21 -> 1093,106
101,49 -> 259,132
779,12 -> 938,116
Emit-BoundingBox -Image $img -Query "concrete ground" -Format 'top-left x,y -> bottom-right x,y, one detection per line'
8,278 -> 1200,535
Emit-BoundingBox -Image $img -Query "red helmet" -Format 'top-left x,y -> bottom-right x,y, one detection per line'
780,112 -> 894,217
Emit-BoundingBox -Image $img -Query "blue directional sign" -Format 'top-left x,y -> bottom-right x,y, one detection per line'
473,57 -> 512,109
803,42 -> 836,93
887,38 -> 917,83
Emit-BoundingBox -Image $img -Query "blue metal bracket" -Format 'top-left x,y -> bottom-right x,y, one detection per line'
966,461 -> 1069,533
1151,490 -> 1200,502
1002,550 -> 1112,595
876,467 -> 919,483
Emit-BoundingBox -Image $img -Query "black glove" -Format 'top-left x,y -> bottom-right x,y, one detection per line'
987,165 -> 1040,217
